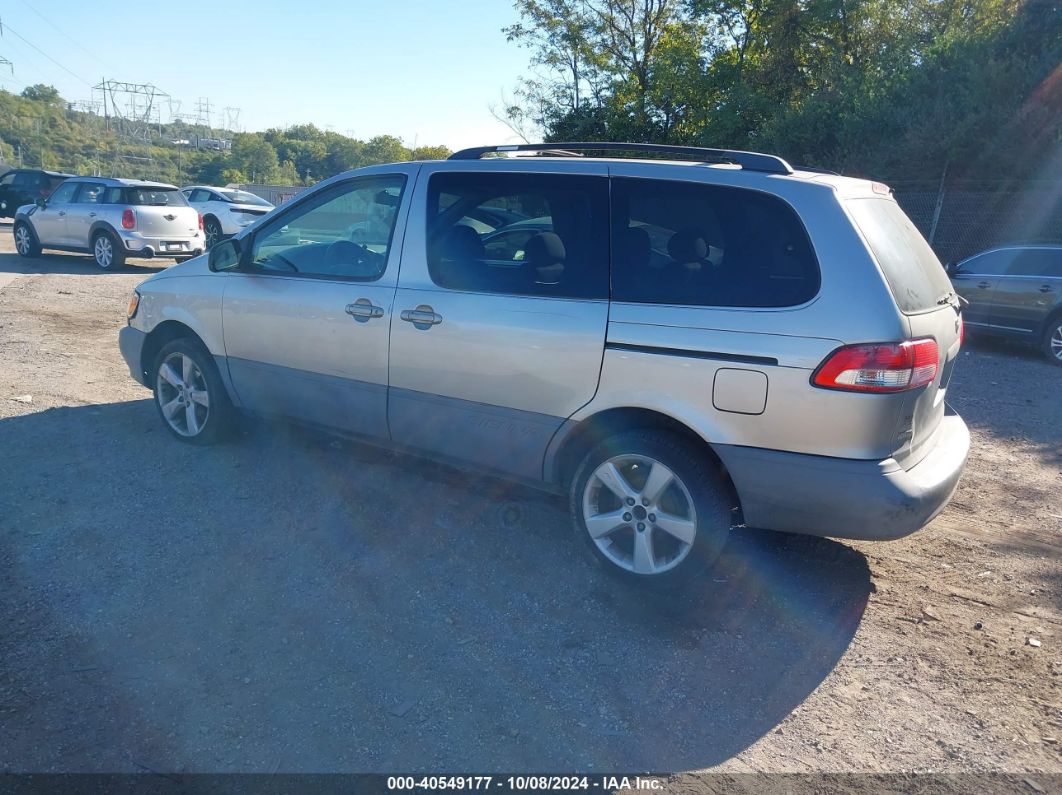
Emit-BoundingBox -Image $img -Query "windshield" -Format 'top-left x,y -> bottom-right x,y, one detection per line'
125,187 -> 188,207
219,189 -> 272,207
847,197 -> 953,313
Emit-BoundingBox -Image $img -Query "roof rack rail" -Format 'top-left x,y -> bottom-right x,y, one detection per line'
447,142 -> 794,175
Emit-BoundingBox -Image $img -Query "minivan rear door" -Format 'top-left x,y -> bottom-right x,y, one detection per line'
846,198 -> 962,467
387,164 -> 610,481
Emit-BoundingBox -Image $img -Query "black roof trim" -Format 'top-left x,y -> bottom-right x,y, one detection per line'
448,142 -> 794,175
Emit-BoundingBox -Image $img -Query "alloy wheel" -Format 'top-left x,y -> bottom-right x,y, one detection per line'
94,236 -> 113,268
581,454 -> 697,575
14,225 -> 31,255
156,352 -> 210,437
1051,324 -> 1062,361
205,221 -> 220,249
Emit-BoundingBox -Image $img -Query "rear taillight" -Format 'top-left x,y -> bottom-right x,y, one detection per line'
958,314 -> 965,347
812,338 -> 939,393
197,212 -> 204,231
121,208 -> 136,230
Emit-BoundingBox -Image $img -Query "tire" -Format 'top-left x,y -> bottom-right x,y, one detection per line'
92,231 -> 126,270
1043,315 -> 1062,366
151,338 -> 235,445
569,430 -> 732,588
13,222 -> 40,258
204,217 -> 222,250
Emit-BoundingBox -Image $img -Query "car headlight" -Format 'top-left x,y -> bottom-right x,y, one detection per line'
127,290 -> 141,320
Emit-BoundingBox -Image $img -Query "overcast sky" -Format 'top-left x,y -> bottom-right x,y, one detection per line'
0,1 -> 532,149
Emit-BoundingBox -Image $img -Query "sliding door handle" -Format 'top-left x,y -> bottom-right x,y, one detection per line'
400,305 -> 443,326
345,298 -> 384,320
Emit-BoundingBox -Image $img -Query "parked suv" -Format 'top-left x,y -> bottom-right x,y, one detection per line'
181,185 -> 274,249
118,143 -> 970,586
13,177 -> 204,269
0,168 -> 74,217
947,245 -> 1062,364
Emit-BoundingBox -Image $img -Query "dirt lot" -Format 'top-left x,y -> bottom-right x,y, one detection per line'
0,224 -> 1059,779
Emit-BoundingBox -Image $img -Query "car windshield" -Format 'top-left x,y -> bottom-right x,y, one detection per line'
125,187 -> 188,207
218,189 -> 271,207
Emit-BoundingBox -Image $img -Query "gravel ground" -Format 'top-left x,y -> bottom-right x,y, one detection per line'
0,225 -> 1059,779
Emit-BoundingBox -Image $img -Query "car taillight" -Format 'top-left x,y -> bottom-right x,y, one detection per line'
812,338 -> 939,393
198,212 -> 204,230
958,314 -> 965,347
121,208 -> 136,230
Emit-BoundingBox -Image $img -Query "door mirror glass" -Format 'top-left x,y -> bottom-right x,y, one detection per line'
35,197 -> 46,209
209,238 -> 241,272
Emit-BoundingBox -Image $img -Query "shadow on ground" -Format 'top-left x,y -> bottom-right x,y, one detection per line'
0,249 -> 169,275
0,400 -> 871,772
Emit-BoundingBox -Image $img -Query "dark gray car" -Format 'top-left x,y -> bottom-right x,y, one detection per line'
948,245 -> 1062,364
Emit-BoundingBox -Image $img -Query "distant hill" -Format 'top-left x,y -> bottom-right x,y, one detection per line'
0,85 -> 450,186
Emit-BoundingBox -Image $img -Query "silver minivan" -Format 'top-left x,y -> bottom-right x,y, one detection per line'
118,143 -> 970,587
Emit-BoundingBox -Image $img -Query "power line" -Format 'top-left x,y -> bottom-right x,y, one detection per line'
18,2 -> 121,75
0,18 -> 92,86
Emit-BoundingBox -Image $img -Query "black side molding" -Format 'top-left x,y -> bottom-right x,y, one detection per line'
605,341 -> 778,367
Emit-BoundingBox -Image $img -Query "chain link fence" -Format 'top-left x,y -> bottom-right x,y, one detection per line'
891,180 -> 1062,265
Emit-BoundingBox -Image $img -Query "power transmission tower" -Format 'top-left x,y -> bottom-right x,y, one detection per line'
92,79 -> 171,178
193,96 -> 213,134
222,106 -> 241,133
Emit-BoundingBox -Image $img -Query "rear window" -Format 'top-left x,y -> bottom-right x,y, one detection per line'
218,189 -> 271,207
847,198 -> 952,313
611,178 -> 820,307
123,187 -> 188,207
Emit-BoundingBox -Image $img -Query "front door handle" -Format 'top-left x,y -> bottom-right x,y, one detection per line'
1039,285 -> 1053,293
57,211 -> 65,217
400,305 -> 443,326
88,212 -> 97,218
345,298 -> 384,321
978,281 -> 991,289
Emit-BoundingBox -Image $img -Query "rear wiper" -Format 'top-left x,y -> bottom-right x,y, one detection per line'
936,291 -> 969,308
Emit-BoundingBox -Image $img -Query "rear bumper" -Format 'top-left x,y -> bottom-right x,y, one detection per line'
118,325 -> 149,387
715,412 -> 970,541
119,231 -> 203,258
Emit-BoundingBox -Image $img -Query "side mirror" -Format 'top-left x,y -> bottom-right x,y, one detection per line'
35,197 -> 46,209
209,238 -> 241,272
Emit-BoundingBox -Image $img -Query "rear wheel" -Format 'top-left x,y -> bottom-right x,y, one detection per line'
204,217 -> 222,249
570,430 -> 732,588
1043,316 -> 1062,365
14,222 -> 40,257
92,231 -> 126,270
152,338 -> 234,445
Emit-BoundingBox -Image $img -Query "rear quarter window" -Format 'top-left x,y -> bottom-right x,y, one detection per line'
847,198 -> 952,314
610,178 -> 820,308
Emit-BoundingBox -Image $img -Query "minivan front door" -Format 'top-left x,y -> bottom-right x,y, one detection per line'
387,166 -> 611,480
221,170 -> 416,438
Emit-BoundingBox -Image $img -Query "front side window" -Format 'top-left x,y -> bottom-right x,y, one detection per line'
956,249 -> 1014,277
46,181 -> 78,205
249,175 -> 405,281
426,172 -> 609,299
74,183 -> 106,204
0,173 -> 15,186
612,178 -> 819,308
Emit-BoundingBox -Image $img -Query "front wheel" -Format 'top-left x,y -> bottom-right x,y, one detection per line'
14,222 -> 40,257
570,430 -> 732,588
152,338 -> 234,444
1043,316 -> 1062,365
